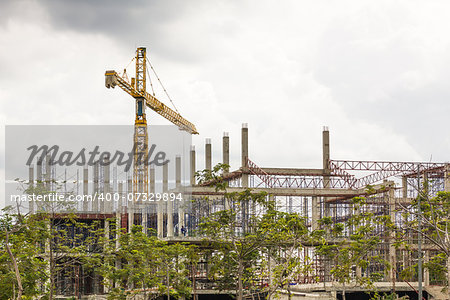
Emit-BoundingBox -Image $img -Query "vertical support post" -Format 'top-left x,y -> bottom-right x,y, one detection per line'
28,165 -> 34,213
103,155 -> 110,213
205,138 -> 212,171
424,251 -> 430,286
241,123 -> 249,188
83,165 -> 89,212
387,182 -> 396,290
93,162 -> 99,212
157,165 -> 164,237
311,196 -> 319,231
190,146 -> 196,185
45,154 -> 51,191
417,166 -> 423,300
322,127 -> 331,284
444,165 -> 450,289
223,132 -> 229,174
165,163 -> 173,237
176,156 -> 184,234
445,164 -> 450,192
127,176 -> 134,233
118,182 -> 124,214
36,159 -> 43,211
402,176 -> 408,199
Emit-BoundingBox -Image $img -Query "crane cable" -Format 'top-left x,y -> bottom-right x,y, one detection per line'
121,57 -> 135,83
146,67 -> 156,97
146,59 -> 180,114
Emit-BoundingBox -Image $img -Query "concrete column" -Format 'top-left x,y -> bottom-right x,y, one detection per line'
353,200 -> 362,279
45,155 -> 51,191
158,165 -> 166,238
447,256 -> 450,290
241,123 -> 249,187
387,183 -> 396,287
190,146 -> 196,185
223,132 -> 229,174
176,156 -> 184,234
205,138 -> 212,171
93,162 -> 99,212
402,176 -> 408,199
322,127 -> 331,221
103,156 -> 111,213
36,159 -> 43,211
322,127 -> 330,185
104,219 -> 110,293
118,182 -> 124,214
311,197 -> 319,231
445,164 -> 450,192
83,166 -> 89,211
165,163 -> 174,237
150,167 -> 155,193
28,165 -> 34,213
127,176 -> 134,233
424,251 -> 430,286
114,206 -> 122,288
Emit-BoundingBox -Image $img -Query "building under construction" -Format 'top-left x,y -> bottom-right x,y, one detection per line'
25,124 -> 450,299
19,48 -> 449,299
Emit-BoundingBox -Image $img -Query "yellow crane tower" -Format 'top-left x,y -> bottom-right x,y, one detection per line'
105,47 -> 198,195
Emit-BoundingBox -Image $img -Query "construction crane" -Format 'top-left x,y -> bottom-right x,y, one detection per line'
105,47 -> 198,195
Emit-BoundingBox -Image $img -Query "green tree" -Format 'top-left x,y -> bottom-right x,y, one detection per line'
260,209 -> 311,299
0,207 -> 48,300
101,225 -> 193,300
313,196 -> 394,300
398,188 -> 450,292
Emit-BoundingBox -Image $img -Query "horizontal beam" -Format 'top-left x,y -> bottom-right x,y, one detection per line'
261,168 -> 325,176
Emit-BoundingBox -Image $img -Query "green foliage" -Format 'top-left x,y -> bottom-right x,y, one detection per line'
100,225 -> 193,299
197,164 -> 311,300
0,207 -> 48,299
313,195 -> 394,293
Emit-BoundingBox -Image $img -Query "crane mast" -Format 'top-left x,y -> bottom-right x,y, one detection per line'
105,47 -> 198,197
133,48 -> 149,197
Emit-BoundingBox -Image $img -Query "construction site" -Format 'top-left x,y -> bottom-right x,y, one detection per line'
18,48 -> 450,300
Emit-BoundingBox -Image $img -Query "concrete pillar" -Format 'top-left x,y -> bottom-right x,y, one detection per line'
402,176 -> 408,199
118,182 -> 124,214
424,251 -> 430,286
387,183 -> 396,287
322,127 -> 330,185
104,219 -> 110,293
114,207 -> 122,288
83,166 -> 89,211
103,156 -> 112,213
447,256 -> 450,290
150,167 -> 155,193
445,164 -> 450,192
127,176 -> 134,233
165,163 -> 173,237
93,162 -> 99,212
28,165 -> 34,213
176,156 -> 184,234
36,159 -> 43,211
223,132 -> 229,174
311,196 -> 319,231
45,154 -> 51,191
205,138 -> 212,171
158,165 -> 166,238
241,123 -> 249,187
190,146 -> 196,185
322,127 -> 331,221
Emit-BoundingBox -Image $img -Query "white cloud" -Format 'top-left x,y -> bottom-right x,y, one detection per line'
1,0 -> 449,208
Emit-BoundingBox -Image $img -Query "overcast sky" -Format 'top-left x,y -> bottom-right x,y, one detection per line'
1,0 -> 450,196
